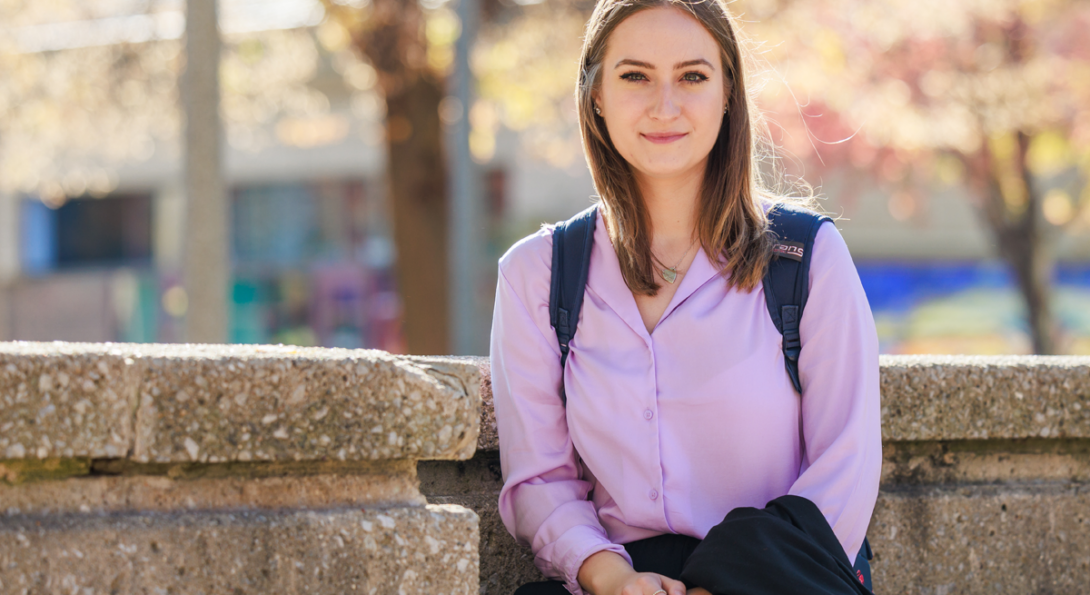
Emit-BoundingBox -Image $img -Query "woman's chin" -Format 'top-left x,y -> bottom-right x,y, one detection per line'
631,160 -> 703,181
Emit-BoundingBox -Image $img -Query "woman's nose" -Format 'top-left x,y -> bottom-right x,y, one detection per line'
649,82 -> 681,120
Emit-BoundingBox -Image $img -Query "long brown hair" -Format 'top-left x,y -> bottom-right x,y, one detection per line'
577,0 -> 781,295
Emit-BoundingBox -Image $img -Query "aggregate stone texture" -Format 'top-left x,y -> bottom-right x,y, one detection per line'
0,344 -> 140,460
881,439 -> 1090,486
1,464 -> 425,517
133,347 -> 481,464
0,504 -> 479,595
431,494 -> 541,595
453,356 -> 496,453
879,355 -> 1090,441
870,485 -> 1090,594
418,455 -> 538,595
0,342 -> 481,464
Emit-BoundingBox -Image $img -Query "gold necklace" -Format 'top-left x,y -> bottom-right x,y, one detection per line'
652,236 -> 697,284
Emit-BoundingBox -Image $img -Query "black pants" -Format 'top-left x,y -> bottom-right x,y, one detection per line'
513,533 -> 701,595
512,497 -> 873,595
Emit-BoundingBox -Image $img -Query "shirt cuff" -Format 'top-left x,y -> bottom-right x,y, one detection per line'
550,528 -> 632,595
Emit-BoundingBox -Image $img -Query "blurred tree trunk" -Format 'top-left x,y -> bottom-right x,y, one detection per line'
349,0 -> 450,355
183,0 -> 229,344
965,20 -> 1056,355
746,2 -> 1089,354
965,130 -> 1056,354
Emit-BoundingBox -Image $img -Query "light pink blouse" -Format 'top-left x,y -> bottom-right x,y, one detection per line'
490,209 -> 881,594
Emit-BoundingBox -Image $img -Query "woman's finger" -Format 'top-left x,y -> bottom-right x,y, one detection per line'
658,576 -> 687,595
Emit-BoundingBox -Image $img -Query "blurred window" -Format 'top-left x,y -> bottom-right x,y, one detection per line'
233,184 -> 316,266
20,194 -> 152,274
229,180 -> 403,352
233,180 -> 386,266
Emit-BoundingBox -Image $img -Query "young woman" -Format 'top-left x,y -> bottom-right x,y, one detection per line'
489,1 -> 881,594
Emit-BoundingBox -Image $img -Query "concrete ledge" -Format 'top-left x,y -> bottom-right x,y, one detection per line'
0,504 -> 479,594
878,355 -> 1090,441
0,346 -> 139,459
0,342 -> 481,464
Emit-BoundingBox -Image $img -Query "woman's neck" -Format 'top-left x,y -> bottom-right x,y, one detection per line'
636,165 -> 703,247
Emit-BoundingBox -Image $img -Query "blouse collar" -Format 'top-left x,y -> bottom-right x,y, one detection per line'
585,208 -> 722,340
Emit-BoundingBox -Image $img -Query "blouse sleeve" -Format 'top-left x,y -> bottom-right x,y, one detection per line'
490,233 -> 632,595
788,222 -> 882,563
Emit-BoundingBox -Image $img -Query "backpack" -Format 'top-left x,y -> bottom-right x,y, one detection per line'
547,202 -> 874,591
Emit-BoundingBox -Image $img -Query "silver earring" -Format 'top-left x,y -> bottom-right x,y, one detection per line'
594,105 -> 602,116
723,105 -> 728,114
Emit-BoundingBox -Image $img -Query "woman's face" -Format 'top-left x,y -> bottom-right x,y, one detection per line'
595,6 -> 728,185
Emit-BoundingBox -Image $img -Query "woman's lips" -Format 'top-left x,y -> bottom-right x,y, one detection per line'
641,132 -> 688,144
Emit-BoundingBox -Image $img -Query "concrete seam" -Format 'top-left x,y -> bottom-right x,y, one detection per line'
125,355 -> 148,460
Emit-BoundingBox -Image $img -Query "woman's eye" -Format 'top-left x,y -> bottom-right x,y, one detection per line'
618,71 -> 706,83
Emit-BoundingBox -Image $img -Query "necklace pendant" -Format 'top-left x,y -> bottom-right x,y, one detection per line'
661,267 -> 678,284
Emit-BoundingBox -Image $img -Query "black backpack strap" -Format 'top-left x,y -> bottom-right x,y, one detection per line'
549,205 -> 598,405
853,537 -> 873,591
762,203 -> 832,395
764,206 -> 873,590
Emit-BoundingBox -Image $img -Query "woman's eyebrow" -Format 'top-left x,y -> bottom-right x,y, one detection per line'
675,58 -> 714,70
614,58 -> 715,70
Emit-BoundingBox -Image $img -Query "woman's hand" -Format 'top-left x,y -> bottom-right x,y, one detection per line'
686,588 -> 712,595
610,572 -> 687,595
577,551 -> 687,595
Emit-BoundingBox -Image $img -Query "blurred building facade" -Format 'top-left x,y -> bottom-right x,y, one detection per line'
0,149 -> 406,351
0,0 -> 408,351
1,0 -> 1088,355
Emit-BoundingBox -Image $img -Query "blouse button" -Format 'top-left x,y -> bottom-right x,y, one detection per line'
648,489 -> 658,501
643,409 -> 653,420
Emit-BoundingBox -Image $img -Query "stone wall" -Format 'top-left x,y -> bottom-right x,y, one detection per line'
420,355 -> 1090,594
3,344 -> 1088,594
0,342 -> 482,594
